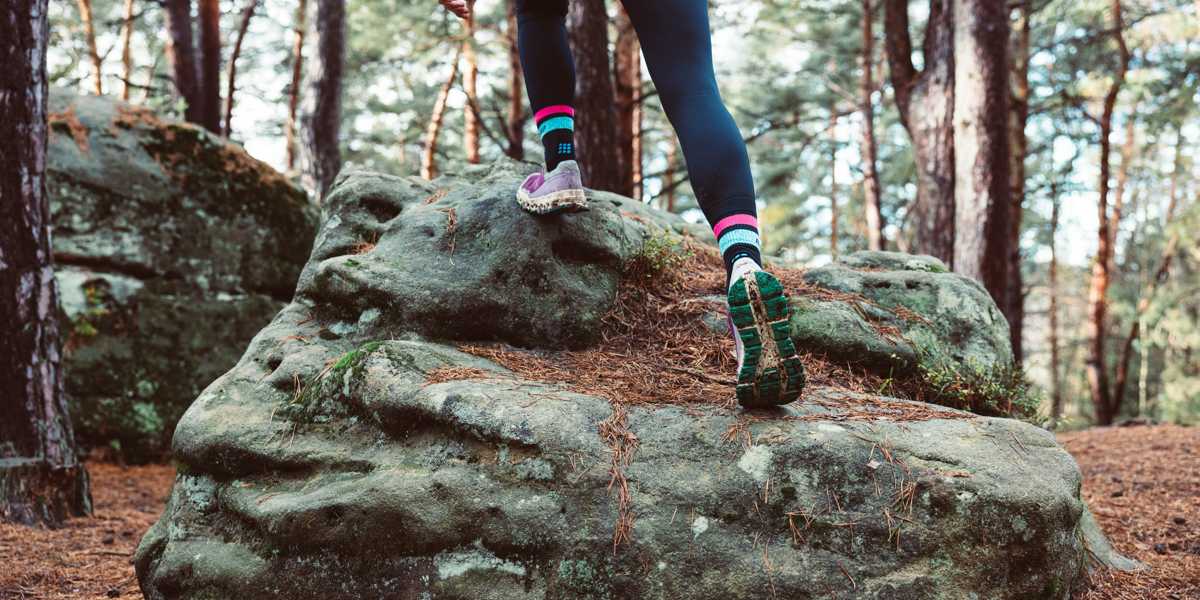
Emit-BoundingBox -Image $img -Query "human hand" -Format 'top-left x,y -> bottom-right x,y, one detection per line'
438,0 -> 469,19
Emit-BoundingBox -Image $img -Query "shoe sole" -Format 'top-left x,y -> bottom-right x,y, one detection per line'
516,188 -> 589,215
728,271 -> 805,408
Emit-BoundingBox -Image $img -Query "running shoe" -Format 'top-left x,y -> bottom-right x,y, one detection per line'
727,270 -> 805,407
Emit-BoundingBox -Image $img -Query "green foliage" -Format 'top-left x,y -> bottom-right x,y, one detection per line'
915,359 -> 1043,420
281,341 -> 384,424
623,232 -> 694,283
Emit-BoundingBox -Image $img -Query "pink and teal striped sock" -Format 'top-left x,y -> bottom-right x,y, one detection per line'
714,214 -> 763,281
535,104 -> 575,171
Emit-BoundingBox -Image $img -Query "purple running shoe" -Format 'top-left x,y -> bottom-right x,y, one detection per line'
516,160 -> 588,215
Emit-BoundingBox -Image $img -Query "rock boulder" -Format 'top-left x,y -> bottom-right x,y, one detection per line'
135,161 -> 1133,599
47,89 -> 318,462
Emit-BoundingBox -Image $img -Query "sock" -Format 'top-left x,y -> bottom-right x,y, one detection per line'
535,104 -> 575,171
713,214 -> 763,286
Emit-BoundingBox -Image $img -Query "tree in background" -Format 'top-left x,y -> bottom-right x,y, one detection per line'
224,0 -> 260,136
302,0 -> 346,200
463,0 -> 481,164
286,0 -> 308,173
883,0 -> 955,264
1006,0 -> 1031,362
196,0 -> 222,131
567,0 -> 620,192
1,0 -> 92,526
162,0 -> 202,124
76,0 -> 103,95
614,5 -> 643,201
951,0 -> 1012,315
859,0 -> 885,251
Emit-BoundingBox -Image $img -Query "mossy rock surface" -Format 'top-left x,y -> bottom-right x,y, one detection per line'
47,88 -> 318,462
135,162 -> 1134,599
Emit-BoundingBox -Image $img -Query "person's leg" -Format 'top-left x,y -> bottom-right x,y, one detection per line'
516,0 -> 576,171
618,0 -> 760,280
621,0 -> 802,407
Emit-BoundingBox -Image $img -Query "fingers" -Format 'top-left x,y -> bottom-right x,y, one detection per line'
439,0 -> 470,18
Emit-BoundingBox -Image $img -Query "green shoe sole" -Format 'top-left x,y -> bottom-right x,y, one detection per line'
728,270 -> 805,408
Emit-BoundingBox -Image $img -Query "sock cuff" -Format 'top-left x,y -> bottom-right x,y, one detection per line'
538,116 -> 574,137
713,214 -> 758,238
717,229 -> 761,256
534,104 -> 575,122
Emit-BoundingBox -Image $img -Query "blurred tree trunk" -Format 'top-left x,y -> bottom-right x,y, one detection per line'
951,0 -> 1012,313
224,0 -> 258,137
505,0 -> 525,160
119,0 -> 135,100
1006,0 -> 1030,363
163,0 -> 202,124
301,0 -> 345,200
285,0 -> 307,173
860,0 -> 884,251
1086,0 -> 1129,426
1048,186 -> 1063,421
1109,115 -> 1136,259
422,46 -> 462,180
1113,131 -> 1185,418
614,6 -> 641,200
196,0 -> 222,132
463,0 -> 480,164
664,140 -> 677,212
567,0 -> 620,192
829,107 -> 840,260
0,0 -> 92,526
883,0 -> 955,265
77,0 -> 103,95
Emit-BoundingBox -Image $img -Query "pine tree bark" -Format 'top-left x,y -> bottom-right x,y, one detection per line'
664,140 -> 677,212
463,0 -> 480,164
163,0 -> 202,124
1048,186 -> 1063,421
224,0 -> 259,137
1,0 -> 92,526
196,0 -> 222,132
1086,0 -> 1130,426
860,0 -> 885,251
614,6 -> 642,200
505,0 -> 525,160
883,0 -> 955,264
76,0 -> 103,95
119,0 -> 135,100
421,46 -> 462,181
567,0 -> 621,192
951,0 -> 1012,320
1006,0 -> 1030,363
285,0 -> 307,173
301,0 -> 346,200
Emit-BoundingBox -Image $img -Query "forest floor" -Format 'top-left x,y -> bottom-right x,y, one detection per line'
0,425 -> 1194,599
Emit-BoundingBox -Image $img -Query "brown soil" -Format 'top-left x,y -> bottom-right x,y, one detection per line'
1060,424 -> 1200,600
0,462 -> 174,599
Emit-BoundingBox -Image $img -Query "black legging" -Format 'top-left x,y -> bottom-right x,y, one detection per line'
516,0 -> 757,230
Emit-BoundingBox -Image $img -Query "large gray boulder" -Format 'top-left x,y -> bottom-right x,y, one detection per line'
135,162 -> 1132,599
47,89 -> 318,462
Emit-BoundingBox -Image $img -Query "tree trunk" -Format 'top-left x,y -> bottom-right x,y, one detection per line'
0,0 -> 92,526
119,0 -> 135,100
421,46 -> 462,181
301,0 -> 346,200
77,0 -> 103,95
664,140 -> 677,212
163,0 -> 202,124
614,5 -> 641,200
830,107 -> 840,260
463,0 -> 480,164
196,0 -> 222,132
883,0 -> 955,264
1086,0 -> 1129,426
223,0 -> 259,137
860,0 -> 885,251
951,0 -> 1012,322
1006,0 -> 1030,364
285,0 -> 307,173
567,0 -> 621,192
1048,186 -> 1063,421
1109,115 -> 1136,261
505,0 -> 525,160
1112,131 -> 1184,417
